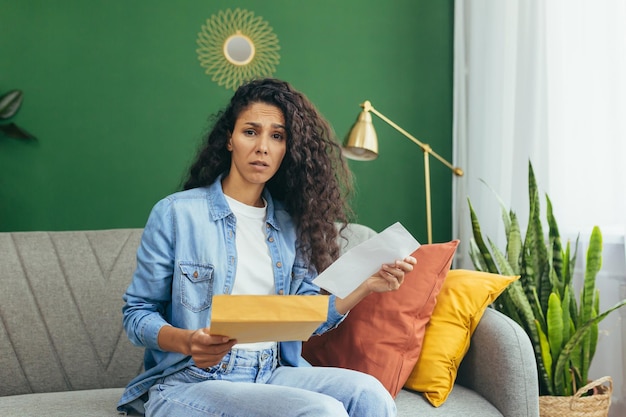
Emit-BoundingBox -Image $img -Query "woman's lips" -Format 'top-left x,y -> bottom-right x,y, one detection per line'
250,160 -> 269,170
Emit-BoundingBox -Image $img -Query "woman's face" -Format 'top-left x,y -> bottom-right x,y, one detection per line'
226,102 -> 287,189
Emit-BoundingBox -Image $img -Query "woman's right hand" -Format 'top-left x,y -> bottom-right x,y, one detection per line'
187,328 -> 237,369
157,325 -> 237,368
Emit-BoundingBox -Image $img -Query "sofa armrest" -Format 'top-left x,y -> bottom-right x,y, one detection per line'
456,308 -> 540,417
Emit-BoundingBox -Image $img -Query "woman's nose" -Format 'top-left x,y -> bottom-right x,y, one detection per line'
256,137 -> 269,154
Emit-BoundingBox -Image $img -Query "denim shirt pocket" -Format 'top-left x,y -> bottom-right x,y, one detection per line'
179,262 -> 214,312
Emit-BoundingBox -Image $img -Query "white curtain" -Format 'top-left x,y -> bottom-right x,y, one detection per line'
453,1 -> 626,414
452,0 -> 550,269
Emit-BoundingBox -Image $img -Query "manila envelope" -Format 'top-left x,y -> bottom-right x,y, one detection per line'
210,295 -> 329,343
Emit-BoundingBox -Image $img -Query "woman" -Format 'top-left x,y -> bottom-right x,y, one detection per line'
118,78 -> 416,417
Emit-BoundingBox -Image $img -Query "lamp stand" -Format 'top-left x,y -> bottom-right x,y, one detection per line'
345,101 -> 463,244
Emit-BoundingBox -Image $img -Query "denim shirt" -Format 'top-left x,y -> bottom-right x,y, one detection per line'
117,177 -> 345,413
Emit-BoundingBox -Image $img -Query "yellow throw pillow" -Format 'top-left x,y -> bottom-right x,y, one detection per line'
403,269 -> 519,407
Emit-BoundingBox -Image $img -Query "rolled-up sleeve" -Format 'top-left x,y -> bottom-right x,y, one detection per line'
122,198 -> 175,350
315,294 -> 346,334
294,266 -> 347,335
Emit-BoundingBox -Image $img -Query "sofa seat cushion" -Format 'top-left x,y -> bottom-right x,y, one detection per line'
0,388 -> 124,417
396,386 -> 502,417
0,386 -> 502,417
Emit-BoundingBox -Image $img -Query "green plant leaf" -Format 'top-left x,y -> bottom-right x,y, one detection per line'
582,296 -> 599,385
496,289 -> 524,325
560,286 -> 572,395
580,227 -> 602,323
579,226 -> 602,383
489,238 -> 515,276
536,319 -> 554,394
469,239 -> 488,272
532,286 -> 547,333
561,286 -> 571,350
522,162 -> 550,312
546,195 -> 564,287
553,298 -> 626,392
562,239 -> 578,294
475,179 -> 523,274
589,290 -> 599,363
566,318 -> 578,396
468,198 -> 499,273
547,292 -> 564,382
479,178 -> 512,236
507,280 -> 552,394
567,236 -> 580,290
548,256 -> 563,301
507,211 -> 522,275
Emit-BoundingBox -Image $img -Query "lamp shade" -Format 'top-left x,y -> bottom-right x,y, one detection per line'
342,109 -> 378,160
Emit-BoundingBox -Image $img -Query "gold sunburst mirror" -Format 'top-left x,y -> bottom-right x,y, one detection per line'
196,8 -> 281,90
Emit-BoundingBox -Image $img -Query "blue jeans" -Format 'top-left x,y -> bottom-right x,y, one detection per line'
144,347 -> 396,417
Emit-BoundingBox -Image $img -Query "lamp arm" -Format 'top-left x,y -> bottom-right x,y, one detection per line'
353,100 -> 464,244
366,103 -> 463,177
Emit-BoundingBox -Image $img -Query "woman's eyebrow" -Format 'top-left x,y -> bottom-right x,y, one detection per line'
243,121 -> 286,130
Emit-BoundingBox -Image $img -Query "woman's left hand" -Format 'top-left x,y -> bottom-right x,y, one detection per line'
334,255 -> 417,314
365,255 -> 417,293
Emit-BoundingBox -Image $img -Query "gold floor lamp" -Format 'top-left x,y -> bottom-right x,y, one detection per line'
342,100 -> 464,244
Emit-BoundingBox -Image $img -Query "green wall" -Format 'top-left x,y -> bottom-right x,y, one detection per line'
0,0 -> 454,243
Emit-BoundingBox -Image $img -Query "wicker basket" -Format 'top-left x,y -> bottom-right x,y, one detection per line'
539,376 -> 613,417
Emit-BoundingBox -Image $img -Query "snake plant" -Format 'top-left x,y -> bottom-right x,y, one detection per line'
0,89 -> 36,140
468,161 -> 626,396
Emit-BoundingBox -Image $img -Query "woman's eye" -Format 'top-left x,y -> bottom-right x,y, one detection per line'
244,129 -> 256,136
272,133 -> 284,140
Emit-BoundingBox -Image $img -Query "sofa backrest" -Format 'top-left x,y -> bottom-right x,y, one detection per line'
0,223 -> 377,397
0,229 -> 145,396
335,222 -> 378,254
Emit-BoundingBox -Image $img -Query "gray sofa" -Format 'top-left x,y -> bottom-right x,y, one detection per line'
0,225 -> 540,416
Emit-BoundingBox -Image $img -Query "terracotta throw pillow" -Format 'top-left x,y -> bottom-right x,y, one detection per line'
302,240 -> 459,397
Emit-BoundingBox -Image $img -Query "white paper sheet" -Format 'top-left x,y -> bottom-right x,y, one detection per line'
312,222 -> 420,298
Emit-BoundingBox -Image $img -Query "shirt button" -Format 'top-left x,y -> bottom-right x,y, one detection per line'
193,271 -> 198,278
276,262 -> 282,268
268,237 -> 274,243
278,289 -> 284,295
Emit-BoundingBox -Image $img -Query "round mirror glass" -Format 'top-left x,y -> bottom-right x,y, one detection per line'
224,34 -> 255,65
197,8 -> 281,90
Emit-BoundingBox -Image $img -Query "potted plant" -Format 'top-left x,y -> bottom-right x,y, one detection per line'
468,161 -> 626,416
0,89 -> 36,140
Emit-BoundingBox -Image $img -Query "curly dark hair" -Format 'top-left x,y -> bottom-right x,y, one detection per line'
183,78 -> 354,272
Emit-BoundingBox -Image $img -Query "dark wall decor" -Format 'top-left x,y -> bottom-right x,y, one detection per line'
0,90 -> 36,140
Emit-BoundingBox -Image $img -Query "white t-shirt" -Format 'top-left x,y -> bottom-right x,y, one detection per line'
225,195 -> 277,351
